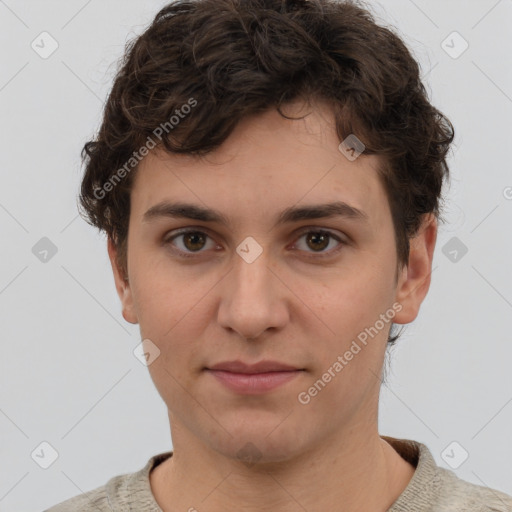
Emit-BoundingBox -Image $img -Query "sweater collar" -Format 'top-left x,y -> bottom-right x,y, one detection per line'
127,436 -> 439,511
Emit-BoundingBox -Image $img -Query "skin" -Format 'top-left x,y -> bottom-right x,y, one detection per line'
108,98 -> 437,511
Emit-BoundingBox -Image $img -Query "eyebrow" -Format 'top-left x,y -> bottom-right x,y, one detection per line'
142,200 -> 369,228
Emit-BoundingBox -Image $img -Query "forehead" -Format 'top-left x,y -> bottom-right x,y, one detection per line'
130,102 -> 390,230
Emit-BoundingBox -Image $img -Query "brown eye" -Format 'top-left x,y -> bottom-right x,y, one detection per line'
305,232 -> 330,252
293,229 -> 345,258
164,229 -> 216,257
181,232 -> 207,252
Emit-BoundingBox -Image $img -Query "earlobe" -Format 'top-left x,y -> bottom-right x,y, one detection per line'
107,237 -> 139,325
393,214 -> 437,325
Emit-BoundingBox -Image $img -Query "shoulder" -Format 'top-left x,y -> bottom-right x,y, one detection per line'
384,436 -> 512,512
44,452 -> 173,511
434,465 -> 512,512
43,483 -> 110,511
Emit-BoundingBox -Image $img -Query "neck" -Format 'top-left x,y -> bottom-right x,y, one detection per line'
150,421 -> 415,512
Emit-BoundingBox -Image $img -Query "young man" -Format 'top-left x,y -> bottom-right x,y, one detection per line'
47,0 -> 512,510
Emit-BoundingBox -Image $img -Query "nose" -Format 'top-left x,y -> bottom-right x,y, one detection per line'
216,245 -> 289,341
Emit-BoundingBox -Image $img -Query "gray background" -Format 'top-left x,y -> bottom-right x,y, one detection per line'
1,0 -> 511,510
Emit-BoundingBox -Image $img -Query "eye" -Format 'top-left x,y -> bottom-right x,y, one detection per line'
163,229 -> 217,258
292,228 -> 345,258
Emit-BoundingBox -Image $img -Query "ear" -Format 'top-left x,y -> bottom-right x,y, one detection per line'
107,237 -> 138,324
393,213 -> 437,324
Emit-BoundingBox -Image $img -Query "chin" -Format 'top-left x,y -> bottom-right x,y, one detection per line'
207,425 -> 310,466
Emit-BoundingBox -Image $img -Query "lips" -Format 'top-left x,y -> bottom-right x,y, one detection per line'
206,359 -> 303,374
204,360 -> 305,394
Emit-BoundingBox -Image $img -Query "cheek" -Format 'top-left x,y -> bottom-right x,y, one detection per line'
297,274 -> 392,415
130,254 -> 199,330
129,261 -> 219,369
296,265 -> 395,395
133,277 -> 209,403
308,262 -> 394,336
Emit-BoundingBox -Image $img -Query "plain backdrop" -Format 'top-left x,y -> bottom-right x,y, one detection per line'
0,0 -> 511,510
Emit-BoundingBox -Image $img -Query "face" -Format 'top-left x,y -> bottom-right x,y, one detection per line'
109,99 -> 436,463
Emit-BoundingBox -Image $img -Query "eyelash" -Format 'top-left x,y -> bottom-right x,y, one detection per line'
163,227 -> 346,260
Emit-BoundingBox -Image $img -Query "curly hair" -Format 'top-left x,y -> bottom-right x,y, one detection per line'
79,0 -> 454,345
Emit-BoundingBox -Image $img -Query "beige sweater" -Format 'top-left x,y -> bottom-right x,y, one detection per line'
45,437 -> 512,511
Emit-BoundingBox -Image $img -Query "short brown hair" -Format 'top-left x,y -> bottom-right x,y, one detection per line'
79,0 -> 454,344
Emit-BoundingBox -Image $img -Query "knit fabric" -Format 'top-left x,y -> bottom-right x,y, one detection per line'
45,436 -> 512,511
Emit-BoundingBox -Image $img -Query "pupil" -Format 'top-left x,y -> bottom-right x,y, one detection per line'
185,232 -> 205,251
307,232 -> 329,251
